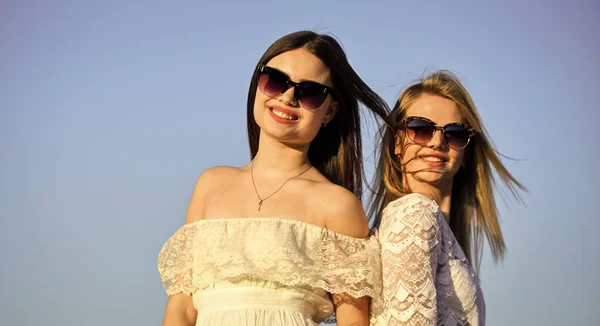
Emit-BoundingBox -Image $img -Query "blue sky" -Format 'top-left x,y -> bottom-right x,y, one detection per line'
1,1 -> 598,325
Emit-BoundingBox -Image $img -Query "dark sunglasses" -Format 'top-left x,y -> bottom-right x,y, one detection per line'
257,64 -> 335,110
402,116 -> 475,150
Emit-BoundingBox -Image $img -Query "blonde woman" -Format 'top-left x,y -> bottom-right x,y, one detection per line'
369,71 -> 526,325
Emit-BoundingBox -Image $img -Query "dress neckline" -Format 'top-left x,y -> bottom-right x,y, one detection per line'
182,217 -> 372,242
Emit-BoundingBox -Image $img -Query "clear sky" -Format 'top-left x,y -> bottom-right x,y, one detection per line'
1,1 -> 598,325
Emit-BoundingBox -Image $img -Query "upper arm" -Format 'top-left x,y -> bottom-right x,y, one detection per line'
321,187 -> 370,325
378,195 -> 441,325
159,167 -> 231,326
184,166 -> 228,224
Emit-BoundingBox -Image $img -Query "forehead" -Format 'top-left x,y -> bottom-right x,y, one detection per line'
265,48 -> 332,86
405,93 -> 465,124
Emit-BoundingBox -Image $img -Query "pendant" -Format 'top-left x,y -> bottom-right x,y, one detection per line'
258,199 -> 263,211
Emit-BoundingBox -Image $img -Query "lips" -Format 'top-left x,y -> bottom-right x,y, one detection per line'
421,156 -> 446,163
418,153 -> 449,161
417,152 -> 449,167
269,106 -> 298,120
267,105 -> 300,125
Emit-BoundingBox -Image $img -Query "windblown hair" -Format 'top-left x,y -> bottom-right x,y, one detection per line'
368,70 -> 526,268
247,31 -> 391,198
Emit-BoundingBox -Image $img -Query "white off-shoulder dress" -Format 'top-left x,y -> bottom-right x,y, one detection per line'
371,193 -> 486,326
157,217 -> 381,326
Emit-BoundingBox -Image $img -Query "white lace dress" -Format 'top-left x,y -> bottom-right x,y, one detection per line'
157,218 -> 381,326
371,193 -> 486,326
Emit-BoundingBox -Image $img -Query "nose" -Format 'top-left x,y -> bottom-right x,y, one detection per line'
427,129 -> 448,150
278,87 -> 299,107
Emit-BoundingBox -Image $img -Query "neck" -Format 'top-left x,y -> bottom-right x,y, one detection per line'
404,176 -> 453,223
251,130 -> 312,177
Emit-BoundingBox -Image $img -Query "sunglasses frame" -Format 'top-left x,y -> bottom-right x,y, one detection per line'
257,64 -> 336,110
401,116 -> 476,150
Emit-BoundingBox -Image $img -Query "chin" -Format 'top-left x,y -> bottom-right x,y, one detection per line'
412,172 -> 444,183
261,126 -> 311,146
411,170 -> 456,186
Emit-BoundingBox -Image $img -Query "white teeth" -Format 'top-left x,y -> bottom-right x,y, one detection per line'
422,156 -> 443,162
271,108 -> 295,120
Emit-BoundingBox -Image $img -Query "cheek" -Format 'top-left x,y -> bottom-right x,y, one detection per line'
308,108 -> 326,123
254,91 -> 268,108
451,150 -> 465,166
303,111 -> 325,137
448,150 -> 465,173
253,92 -> 268,121
302,102 -> 329,128
399,143 -> 420,165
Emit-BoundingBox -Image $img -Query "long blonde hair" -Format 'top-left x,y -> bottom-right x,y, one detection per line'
368,70 -> 526,268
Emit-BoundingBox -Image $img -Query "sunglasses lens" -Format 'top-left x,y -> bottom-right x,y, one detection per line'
258,70 -> 286,98
295,83 -> 327,110
444,125 -> 471,149
406,119 -> 435,143
257,66 -> 331,110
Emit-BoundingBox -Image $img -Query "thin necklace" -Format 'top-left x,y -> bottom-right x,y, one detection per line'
250,161 -> 312,211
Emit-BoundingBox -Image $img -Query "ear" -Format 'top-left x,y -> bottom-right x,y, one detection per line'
323,102 -> 339,125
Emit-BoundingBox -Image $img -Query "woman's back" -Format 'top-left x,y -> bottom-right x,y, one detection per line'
372,193 -> 485,325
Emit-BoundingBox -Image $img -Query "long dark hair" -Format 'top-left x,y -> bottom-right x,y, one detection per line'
247,31 -> 391,198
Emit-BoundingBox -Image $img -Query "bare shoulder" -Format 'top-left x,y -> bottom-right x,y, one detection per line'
184,165 -> 241,224
318,183 -> 369,238
192,165 -> 241,194
197,165 -> 240,182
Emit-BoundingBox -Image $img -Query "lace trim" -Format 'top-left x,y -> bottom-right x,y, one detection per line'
372,193 -> 485,325
377,194 -> 440,325
157,218 -> 382,299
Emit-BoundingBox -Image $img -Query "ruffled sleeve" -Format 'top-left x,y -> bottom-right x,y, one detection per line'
319,230 -> 382,299
156,218 -> 382,299
157,223 -> 198,296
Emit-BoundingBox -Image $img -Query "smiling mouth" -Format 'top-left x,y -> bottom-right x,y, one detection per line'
419,155 -> 448,163
269,107 -> 298,121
